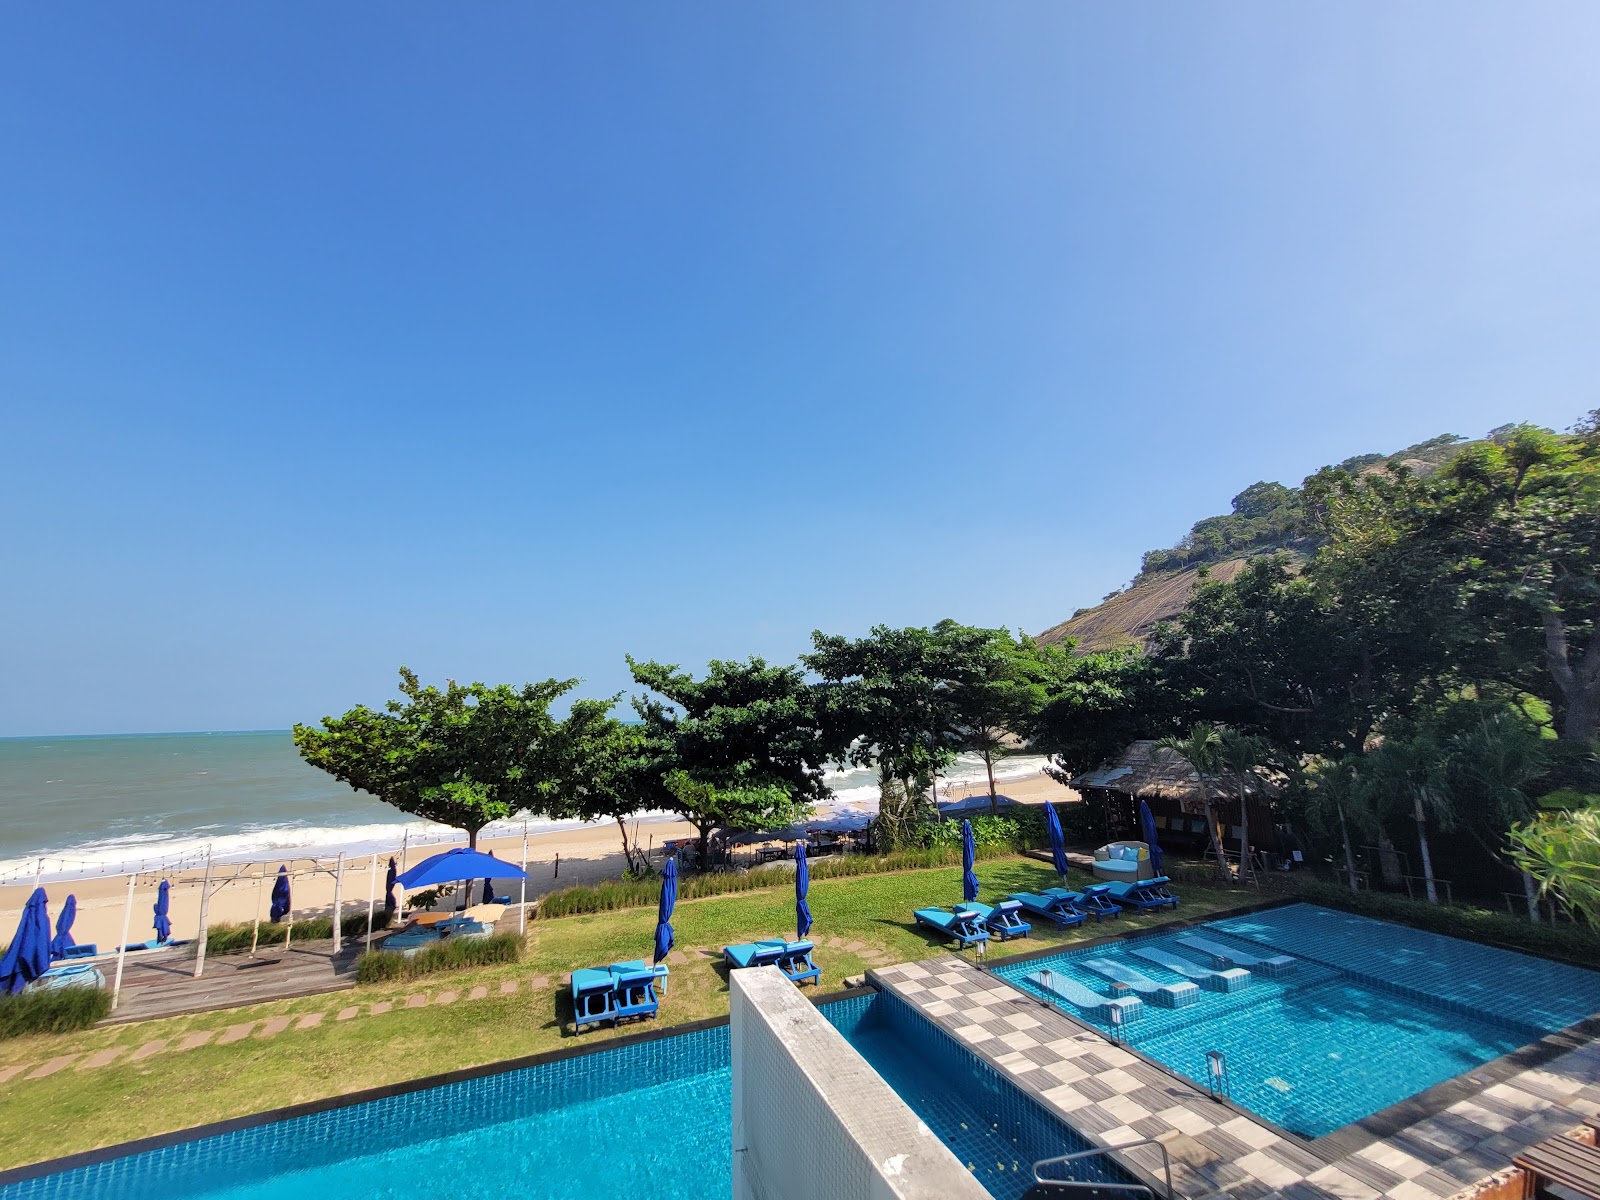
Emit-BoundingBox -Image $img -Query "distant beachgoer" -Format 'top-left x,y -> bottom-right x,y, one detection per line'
554,852 -> 559,879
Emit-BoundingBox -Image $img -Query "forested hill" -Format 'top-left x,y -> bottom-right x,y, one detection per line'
1037,430 -> 1497,651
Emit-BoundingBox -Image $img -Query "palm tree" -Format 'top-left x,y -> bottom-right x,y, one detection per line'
1445,713 -> 1551,921
1510,809 -> 1600,925
1304,757 -> 1373,892
1155,723 -> 1229,877
1361,733 -> 1448,904
1217,731 -> 1274,885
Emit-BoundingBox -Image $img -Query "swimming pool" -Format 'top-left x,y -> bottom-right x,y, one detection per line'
993,902 -> 1600,1139
2,992 -> 1114,1200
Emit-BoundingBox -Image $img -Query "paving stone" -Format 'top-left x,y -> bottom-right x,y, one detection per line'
529,975 -> 550,989
404,994 -> 428,1009
0,1064 -> 27,1085
176,1031 -> 214,1050
336,1006 -> 361,1021
665,950 -> 689,965
435,991 -> 458,1006
27,1055 -> 79,1079
80,1047 -> 127,1069
295,1013 -> 323,1031
469,986 -> 488,1001
369,1002 -> 392,1015
258,1017 -> 292,1036
499,980 -> 519,995
128,1040 -> 167,1062
217,1022 -> 256,1044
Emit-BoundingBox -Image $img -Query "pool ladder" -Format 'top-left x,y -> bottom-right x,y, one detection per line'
1031,1139 -> 1175,1200
1205,1050 -> 1232,1101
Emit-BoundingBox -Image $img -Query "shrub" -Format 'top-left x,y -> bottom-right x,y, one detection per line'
202,909 -> 393,955
533,843 -> 1014,919
909,814 -> 1024,853
0,986 -> 112,1039
355,932 -> 522,984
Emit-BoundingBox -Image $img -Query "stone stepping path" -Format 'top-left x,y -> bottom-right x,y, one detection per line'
0,969 -> 565,1090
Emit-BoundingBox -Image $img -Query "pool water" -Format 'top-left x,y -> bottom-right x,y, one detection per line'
3,993 -> 1112,1200
994,903 -> 1600,1139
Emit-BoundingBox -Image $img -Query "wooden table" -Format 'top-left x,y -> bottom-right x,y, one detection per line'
1514,1133 -> 1600,1199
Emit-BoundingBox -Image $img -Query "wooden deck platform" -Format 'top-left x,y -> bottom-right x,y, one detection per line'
104,940 -> 359,1023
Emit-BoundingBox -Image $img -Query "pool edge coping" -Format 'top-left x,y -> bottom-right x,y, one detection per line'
0,984 -> 876,1188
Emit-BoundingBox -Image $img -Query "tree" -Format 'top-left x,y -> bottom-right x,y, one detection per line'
1154,723 -> 1229,876
628,655 -> 839,866
293,668 -> 574,849
545,698 -> 660,875
939,623 -> 1051,814
1357,729 -> 1449,904
1301,757 -> 1373,892
1510,807 -> 1600,925
1216,729 -> 1275,884
803,625 -> 973,847
1028,646 -> 1162,782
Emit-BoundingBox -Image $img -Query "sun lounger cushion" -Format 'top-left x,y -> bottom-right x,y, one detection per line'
1005,892 -> 1086,929
913,907 -> 991,947
964,901 -> 1032,940
723,941 -> 786,969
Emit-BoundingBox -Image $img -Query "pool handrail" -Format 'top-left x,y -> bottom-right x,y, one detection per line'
1033,1138 -> 1173,1200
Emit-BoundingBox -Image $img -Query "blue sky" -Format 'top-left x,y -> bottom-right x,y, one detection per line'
3,4 -> 1597,736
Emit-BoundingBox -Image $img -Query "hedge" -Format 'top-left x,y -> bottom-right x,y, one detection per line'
355,932 -> 522,983
0,986 -> 112,1039
201,909 -> 393,955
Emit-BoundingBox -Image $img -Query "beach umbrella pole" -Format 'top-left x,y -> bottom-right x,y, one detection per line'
519,824 -> 529,936
250,866 -> 265,956
193,849 -> 214,979
365,852 -> 378,951
285,872 -> 294,952
111,873 -> 135,1011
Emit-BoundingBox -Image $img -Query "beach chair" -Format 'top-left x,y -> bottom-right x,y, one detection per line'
571,967 -> 619,1033
1026,970 -> 1144,1023
608,963 -> 660,1022
1176,935 -> 1294,976
1101,878 -> 1180,912
58,944 -> 99,961
1130,945 -> 1250,992
964,901 -> 1032,941
723,940 -> 787,970
913,906 -> 991,949
381,925 -> 442,956
1005,892 -> 1087,930
610,959 -> 670,995
28,963 -> 105,992
1081,958 -> 1200,1007
775,940 -> 821,986
1043,885 -> 1121,922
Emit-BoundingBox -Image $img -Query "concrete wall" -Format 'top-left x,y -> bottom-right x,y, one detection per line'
730,968 -> 990,1200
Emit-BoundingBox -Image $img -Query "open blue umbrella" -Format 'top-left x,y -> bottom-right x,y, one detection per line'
653,857 -> 678,965
0,888 -> 51,994
1044,803 -> 1070,880
961,819 -> 979,903
384,857 -> 397,913
153,879 -> 172,943
395,847 -> 528,890
1139,799 -> 1164,875
269,867 -> 291,923
795,842 -> 813,941
49,894 -> 77,961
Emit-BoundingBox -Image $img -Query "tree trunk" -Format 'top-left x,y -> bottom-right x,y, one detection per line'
1543,607 -> 1600,741
467,827 -> 479,851
1378,833 -> 1402,888
984,749 -> 998,816
614,814 -> 642,875
695,820 -> 715,871
1337,804 -> 1359,892
1522,869 -> 1542,923
1203,799 -> 1230,878
1235,777 -> 1253,886
1413,790 -> 1438,904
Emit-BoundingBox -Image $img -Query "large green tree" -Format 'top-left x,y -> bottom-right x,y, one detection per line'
293,668 -> 574,849
544,698 -> 663,875
938,622 -> 1053,814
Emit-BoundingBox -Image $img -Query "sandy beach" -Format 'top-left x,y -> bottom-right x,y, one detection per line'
0,771 -> 1079,952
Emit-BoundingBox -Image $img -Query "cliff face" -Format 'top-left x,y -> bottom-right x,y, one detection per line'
1035,557 -> 1252,651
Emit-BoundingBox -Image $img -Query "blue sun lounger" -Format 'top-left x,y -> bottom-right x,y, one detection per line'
1026,970 -> 1144,1023
1005,892 -> 1087,929
571,967 -> 619,1032
723,939 -> 821,985
963,901 -> 1032,941
1042,885 -> 1121,922
608,963 -> 661,1022
380,925 -> 443,955
1177,935 -> 1295,977
1101,878 -> 1180,912
1130,945 -> 1250,992
914,906 -> 992,949
776,940 -> 821,986
609,958 -> 670,994
1081,958 -> 1201,1007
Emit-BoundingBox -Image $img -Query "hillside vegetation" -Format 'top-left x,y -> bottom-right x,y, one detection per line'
1039,429 -> 1496,649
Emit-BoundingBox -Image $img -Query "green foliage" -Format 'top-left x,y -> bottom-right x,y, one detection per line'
1028,647 -> 1163,779
294,669 -> 575,845
1510,808 -> 1600,924
0,986 -> 111,1039
1141,480 -> 1309,574
201,909 -> 393,954
355,932 -> 522,983
907,814 -> 1024,852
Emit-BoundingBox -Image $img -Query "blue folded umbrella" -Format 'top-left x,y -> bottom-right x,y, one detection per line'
961,820 -> 979,903
153,879 -> 172,943
269,866 -> 291,923
795,842 -> 813,942
0,888 -> 51,994
1139,799 -> 1164,876
1044,802 -> 1070,879
654,857 -> 677,965
49,894 -> 77,961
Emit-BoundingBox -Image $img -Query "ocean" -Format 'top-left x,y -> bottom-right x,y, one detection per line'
0,731 -> 1049,885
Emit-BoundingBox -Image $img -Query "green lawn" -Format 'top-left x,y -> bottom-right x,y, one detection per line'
0,858 -> 1247,1171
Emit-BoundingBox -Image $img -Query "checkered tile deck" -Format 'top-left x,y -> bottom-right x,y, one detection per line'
869,956 -> 1600,1200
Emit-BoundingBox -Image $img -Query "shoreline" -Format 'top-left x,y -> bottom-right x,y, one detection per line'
0,770 -> 1080,951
